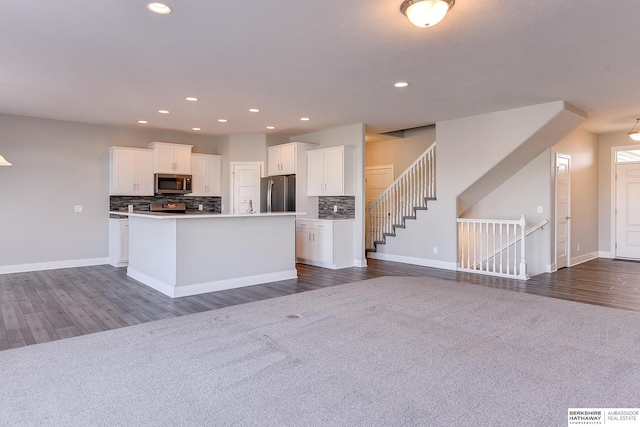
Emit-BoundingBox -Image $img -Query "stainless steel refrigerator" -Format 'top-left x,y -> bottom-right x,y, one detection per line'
261,175 -> 296,212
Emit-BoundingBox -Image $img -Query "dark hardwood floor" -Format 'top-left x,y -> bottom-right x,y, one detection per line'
1,258 -> 639,351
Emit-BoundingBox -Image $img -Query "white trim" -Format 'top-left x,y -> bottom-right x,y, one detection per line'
610,144 -> 640,259
367,252 -> 457,271
0,257 -> 110,275
554,153 -> 571,269
546,263 -> 557,273
598,251 -> 614,259
128,268 -> 298,298
569,252 -> 598,267
354,258 -> 368,268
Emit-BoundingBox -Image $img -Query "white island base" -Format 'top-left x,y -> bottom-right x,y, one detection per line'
122,213 -> 297,298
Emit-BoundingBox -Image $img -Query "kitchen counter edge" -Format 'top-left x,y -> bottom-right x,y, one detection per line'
109,211 -> 306,219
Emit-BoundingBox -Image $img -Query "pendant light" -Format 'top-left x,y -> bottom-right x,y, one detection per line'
629,118 -> 640,141
401,0 -> 455,28
0,154 -> 11,166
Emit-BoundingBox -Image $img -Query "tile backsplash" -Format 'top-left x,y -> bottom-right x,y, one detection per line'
318,196 -> 355,219
110,195 -> 221,213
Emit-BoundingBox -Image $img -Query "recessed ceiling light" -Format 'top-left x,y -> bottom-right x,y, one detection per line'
192,127 -> 201,131
249,108 -> 260,113
394,82 -> 409,88
185,97 -> 198,102
300,117 -> 310,121
158,110 -> 169,114
147,2 -> 172,15
218,119 -> 228,123
137,120 -> 148,124
266,126 -> 275,130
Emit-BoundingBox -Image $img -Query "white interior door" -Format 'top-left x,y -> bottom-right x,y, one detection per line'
365,165 -> 394,205
555,154 -> 571,269
231,163 -> 262,214
615,162 -> 640,259
365,165 -> 394,247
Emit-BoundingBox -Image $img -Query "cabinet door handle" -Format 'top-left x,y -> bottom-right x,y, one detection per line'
308,233 -> 311,241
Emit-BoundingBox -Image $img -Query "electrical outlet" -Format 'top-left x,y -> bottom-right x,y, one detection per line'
334,205 -> 338,213
198,204 -> 204,211
74,205 -> 82,213
433,247 -> 438,254
537,206 -> 543,213
577,244 -> 580,252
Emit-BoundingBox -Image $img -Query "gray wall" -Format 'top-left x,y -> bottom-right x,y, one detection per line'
366,126 -> 436,179
552,128 -> 599,266
462,149 -> 552,276
0,113 -> 225,268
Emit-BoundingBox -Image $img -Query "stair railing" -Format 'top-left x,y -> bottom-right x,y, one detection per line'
457,215 -> 547,280
367,142 -> 436,249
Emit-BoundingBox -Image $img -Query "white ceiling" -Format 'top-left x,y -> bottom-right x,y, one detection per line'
1,0 -> 639,138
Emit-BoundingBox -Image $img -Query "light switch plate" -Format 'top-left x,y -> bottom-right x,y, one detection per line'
74,205 -> 82,213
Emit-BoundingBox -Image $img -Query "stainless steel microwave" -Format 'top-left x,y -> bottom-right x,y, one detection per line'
155,174 -> 192,194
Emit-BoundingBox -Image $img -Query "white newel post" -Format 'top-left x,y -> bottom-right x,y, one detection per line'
518,214 -> 528,280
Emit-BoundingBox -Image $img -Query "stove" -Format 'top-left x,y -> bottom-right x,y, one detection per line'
149,202 -> 187,213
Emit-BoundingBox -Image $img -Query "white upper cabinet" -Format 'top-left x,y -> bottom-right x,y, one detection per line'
149,142 -> 193,174
268,143 -> 297,176
109,147 -> 154,196
307,145 -> 356,196
190,153 -> 222,196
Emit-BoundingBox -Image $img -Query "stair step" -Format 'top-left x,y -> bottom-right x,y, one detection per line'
368,196 -> 437,252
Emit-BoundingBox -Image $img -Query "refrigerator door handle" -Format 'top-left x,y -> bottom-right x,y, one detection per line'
267,179 -> 273,212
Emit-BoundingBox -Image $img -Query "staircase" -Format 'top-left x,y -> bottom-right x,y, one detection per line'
367,142 -> 436,252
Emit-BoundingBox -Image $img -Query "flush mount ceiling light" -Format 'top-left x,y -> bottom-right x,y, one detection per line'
0,154 -> 12,166
185,97 -> 198,102
147,2 -> 172,15
137,120 -> 148,124
394,82 -> 409,88
249,108 -> 260,113
158,110 -> 169,114
629,118 -> 640,141
401,0 -> 454,28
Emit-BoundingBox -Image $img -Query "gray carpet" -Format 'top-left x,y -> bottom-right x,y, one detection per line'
1,276 -> 639,427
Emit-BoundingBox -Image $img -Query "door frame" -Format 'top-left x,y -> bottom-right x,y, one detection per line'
554,153 -> 571,269
229,161 -> 264,214
611,144 -> 640,258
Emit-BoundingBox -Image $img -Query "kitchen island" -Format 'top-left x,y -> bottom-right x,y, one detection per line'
109,211 -> 298,298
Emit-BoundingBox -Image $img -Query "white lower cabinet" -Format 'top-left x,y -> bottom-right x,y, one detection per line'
295,219 -> 354,269
109,218 -> 129,267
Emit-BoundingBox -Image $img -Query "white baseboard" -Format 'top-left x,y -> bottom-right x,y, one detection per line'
0,257 -> 110,275
127,268 -> 298,298
546,263 -> 557,273
599,251 -> 614,259
354,258 -> 368,268
570,252 -> 599,267
367,252 -> 457,271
